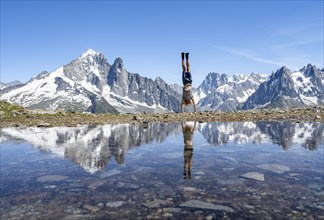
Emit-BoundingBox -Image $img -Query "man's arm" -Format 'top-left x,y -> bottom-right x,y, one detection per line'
181,99 -> 185,113
193,121 -> 197,131
181,121 -> 185,130
191,98 -> 197,113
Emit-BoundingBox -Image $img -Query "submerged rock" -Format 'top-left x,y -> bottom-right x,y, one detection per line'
163,213 -> 173,217
163,207 -> 182,213
241,172 -> 265,181
192,171 -> 206,175
308,183 -> 322,191
83,204 -> 100,213
182,187 -> 199,192
106,201 -> 124,208
88,180 -> 107,189
143,199 -> 167,208
99,169 -> 121,178
179,200 -> 235,213
256,164 -> 290,174
160,152 -> 182,159
36,175 -> 68,182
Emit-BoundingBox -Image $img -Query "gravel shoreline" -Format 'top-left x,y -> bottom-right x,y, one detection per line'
1,103 -> 323,128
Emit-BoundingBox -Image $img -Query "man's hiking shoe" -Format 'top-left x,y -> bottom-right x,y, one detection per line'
181,52 -> 185,59
185,53 -> 189,60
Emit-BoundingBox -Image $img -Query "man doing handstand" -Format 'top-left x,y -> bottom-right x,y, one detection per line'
181,52 -> 197,113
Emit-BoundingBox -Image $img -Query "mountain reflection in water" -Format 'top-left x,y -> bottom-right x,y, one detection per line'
0,121 -> 323,173
200,122 -> 324,150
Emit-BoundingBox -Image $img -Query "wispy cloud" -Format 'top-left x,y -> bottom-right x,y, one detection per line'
211,45 -> 287,67
273,18 -> 323,38
271,37 -> 323,51
270,19 -> 324,51
211,45 -> 323,71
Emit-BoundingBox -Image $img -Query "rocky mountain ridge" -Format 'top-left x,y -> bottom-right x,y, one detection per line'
1,49 -> 323,113
194,72 -> 268,111
0,81 -> 25,95
242,64 -> 324,109
1,50 -> 181,114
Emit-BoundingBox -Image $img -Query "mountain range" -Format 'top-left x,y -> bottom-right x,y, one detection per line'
194,72 -> 268,111
0,81 -> 24,95
0,50 -> 180,114
242,65 -> 324,109
1,49 -> 323,113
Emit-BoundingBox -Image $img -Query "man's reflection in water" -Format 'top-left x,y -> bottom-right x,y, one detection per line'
182,121 -> 197,179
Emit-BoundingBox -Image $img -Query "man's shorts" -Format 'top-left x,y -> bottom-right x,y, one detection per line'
183,71 -> 192,85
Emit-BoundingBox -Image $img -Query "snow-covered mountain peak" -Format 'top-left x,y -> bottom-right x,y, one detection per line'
80,49 -> 99,58
78,49 -> 108,69
78,49 -> 106,65
63,49 -> 111,84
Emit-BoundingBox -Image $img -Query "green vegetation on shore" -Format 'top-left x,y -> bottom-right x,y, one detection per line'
0,101 -> 323,128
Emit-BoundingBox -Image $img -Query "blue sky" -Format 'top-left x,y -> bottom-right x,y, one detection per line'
1,1 -> 323,87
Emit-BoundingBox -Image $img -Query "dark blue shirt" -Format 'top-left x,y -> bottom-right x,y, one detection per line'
182,71 -> 192,85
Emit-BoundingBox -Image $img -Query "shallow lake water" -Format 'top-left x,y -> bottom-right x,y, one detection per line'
0,121 -> 323,219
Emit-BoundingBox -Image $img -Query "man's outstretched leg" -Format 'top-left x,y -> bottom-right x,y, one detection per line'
186,53 -> 190,72
182,52 -> 186,72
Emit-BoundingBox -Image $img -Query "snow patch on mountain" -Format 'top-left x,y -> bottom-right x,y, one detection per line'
236,89 -> 255,103
1,66 -> 92,110
299,94 -> 318,105
216,84 -> 232,93
193,92 -> 206,104
290,67 -> 322,105
107,91 -> 169,114
291,71 -> 313,92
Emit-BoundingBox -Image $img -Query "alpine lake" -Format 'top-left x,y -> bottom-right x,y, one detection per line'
0,121 -> 323,220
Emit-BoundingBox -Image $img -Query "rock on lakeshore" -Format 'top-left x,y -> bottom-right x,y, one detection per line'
179,200 -> 235,213
241,172 -> 265,181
